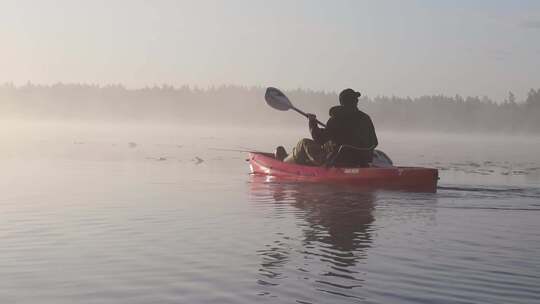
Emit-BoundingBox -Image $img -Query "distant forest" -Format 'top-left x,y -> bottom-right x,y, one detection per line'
1,83 -> 540,133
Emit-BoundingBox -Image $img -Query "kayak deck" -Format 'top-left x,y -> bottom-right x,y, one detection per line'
248,152 -> 438,193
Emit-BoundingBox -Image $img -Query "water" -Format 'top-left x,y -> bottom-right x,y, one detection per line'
1,122 -> 539,303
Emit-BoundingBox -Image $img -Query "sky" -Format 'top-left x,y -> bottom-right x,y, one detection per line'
1,0 -> 539,101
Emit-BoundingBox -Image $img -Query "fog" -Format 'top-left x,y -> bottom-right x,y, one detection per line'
2,118 -> 539,184
2,83 -> 540,134
3,2 -> 540,303
3,82 -> 539,181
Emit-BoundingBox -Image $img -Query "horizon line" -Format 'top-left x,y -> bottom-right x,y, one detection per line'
1,81 -> 533,103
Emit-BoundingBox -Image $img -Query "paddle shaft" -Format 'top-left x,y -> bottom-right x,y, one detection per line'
290,106 -> 326,128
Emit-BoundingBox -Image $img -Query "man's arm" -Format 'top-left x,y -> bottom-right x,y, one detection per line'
308,114 -> 328,144
367,117 -> 378,148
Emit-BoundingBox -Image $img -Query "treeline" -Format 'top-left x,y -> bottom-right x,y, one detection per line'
1,82 -> 539,133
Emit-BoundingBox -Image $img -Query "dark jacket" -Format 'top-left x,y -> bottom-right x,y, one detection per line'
310,105 -> 378,166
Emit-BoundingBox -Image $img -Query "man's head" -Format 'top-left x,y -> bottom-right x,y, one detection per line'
339,88 -> 361,107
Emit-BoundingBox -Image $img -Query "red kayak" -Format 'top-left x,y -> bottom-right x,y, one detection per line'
248,152 -> 439,193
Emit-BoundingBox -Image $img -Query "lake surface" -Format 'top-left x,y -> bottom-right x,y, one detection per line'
1,122 -> 539,303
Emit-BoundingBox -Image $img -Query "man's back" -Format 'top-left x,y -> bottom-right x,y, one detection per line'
310,104 -> 378,166
326,105 -> 378,149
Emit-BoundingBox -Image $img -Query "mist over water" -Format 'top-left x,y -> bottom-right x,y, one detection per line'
1,120 -> 539,303
3,0 -> 540,301
2,84 -> 540,133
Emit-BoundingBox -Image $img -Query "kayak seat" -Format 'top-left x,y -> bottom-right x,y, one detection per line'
325,144 -> 373,168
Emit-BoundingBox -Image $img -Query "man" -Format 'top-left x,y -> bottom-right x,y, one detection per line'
276,88 -> 378,167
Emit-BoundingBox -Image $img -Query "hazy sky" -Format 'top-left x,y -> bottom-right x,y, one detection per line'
1,0 -> 539,101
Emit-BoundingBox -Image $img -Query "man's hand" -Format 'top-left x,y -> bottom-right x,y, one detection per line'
307,113 -> 317,122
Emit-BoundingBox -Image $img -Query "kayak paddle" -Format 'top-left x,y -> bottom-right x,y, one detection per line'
265,87 -> 326,127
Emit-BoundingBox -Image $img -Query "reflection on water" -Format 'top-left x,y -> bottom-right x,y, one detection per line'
247,177 -> 540,304
250,177 -> 377,301
2,124 -> 540,304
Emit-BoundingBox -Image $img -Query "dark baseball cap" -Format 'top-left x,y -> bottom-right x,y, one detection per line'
339,88 -> 361,105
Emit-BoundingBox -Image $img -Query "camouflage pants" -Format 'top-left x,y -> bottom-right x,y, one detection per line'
286,138 -> 336,166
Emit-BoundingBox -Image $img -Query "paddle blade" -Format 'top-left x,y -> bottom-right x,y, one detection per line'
265,87 -> 292,111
